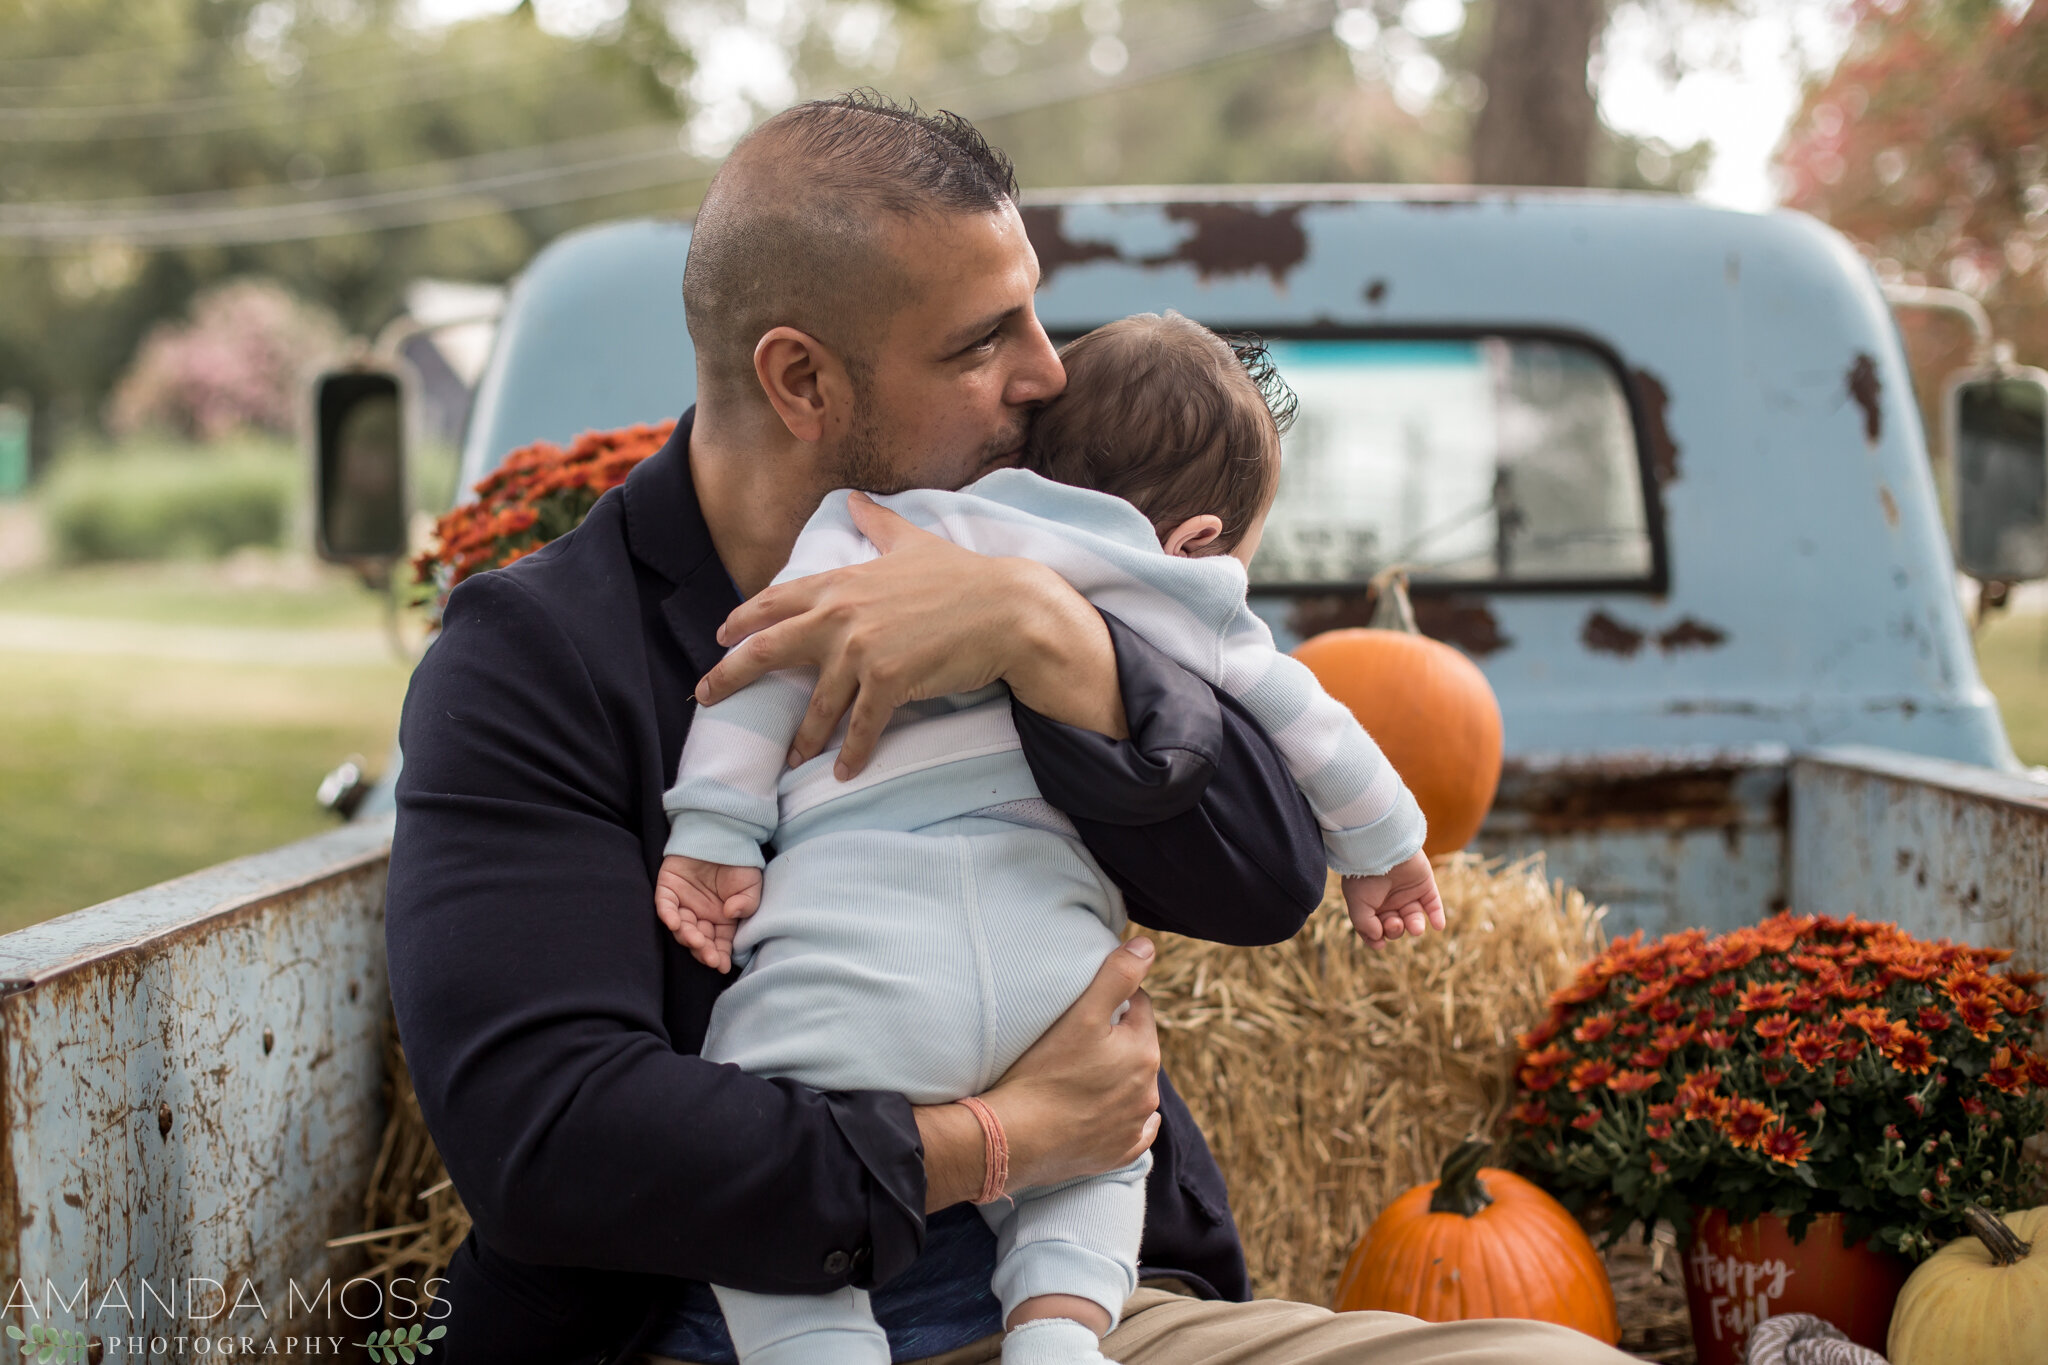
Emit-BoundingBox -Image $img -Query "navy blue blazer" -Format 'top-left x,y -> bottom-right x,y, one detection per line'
385,411 -> 1327,1363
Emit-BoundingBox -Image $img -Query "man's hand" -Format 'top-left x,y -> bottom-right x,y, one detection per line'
654,854 -> 762,973
1341,852 -> 1447,951
915,937 -> 1161,1210
695,493 -> 1126,780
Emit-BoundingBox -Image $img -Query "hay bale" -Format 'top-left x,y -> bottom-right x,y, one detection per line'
1148,852 -> 1603,1306
355,853 -> 1600,1318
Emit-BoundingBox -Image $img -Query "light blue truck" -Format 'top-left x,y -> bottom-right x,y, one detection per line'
1,188 -> 2042,1345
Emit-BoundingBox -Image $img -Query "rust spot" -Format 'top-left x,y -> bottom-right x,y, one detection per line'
157,1102 -> 172,1140
1632,369 -> 1681,485
1363,278 -> 1388,305
1286,590 -> 1512,658
1493,753 -> 1787,836
262,1026 -> 275,1055
1878,483 -> 1899,527
348,978 -> 360,1002
62,1191 -> 82,1207
1848,353 -> 1882,446
1656,617 -> 1728,652
1415,596 -> 1512,658
1019,205 -> 1120,281
1147,202 -> 1309,284
1581,610 -> 1646,657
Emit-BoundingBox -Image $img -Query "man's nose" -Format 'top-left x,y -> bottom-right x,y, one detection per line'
1005,316 -> 1066,407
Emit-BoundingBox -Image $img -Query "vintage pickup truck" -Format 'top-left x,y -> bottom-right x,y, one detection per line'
2,188 -> 2044,1346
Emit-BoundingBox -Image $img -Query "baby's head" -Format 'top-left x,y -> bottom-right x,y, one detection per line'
1021,311 -> 1296,566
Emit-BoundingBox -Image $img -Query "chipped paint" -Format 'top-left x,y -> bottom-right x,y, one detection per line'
1878,483 -> 1899,527
1362,278 -> 1388,305
0,819 -> 392,1338
1632,368 -> 1681,485
1582,609 -> 1647,657
1848,353 -> 1883,447
1285,591 -> 1512,658
1147,203 -> 1309,284
1657,618 -> 1729,652
1019,205 -> 1119,282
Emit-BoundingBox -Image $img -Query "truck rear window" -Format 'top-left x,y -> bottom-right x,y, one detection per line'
1248,335 -> 1658,591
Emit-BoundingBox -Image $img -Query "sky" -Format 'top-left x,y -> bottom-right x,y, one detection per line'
406,0 -> 1859,212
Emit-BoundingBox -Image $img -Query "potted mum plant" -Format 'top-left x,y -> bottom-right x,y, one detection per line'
412,420 -> 675,619
1505,911 -> 2046,1365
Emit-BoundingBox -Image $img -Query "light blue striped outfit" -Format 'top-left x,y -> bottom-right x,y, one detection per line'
665,469 -> 1426,1365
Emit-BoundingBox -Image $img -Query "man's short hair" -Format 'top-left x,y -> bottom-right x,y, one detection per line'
682,92 -> 1018,399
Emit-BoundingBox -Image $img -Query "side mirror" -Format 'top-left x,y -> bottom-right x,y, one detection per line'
312,367 -> 409,568
1949,368 -> 2048,583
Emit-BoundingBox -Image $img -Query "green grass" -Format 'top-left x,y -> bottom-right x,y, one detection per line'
1974,608 -> 2048,767
0,649 -> 410,933
0,558 -> 391,630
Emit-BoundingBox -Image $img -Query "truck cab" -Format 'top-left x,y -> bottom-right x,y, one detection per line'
442,188 -> 2023,933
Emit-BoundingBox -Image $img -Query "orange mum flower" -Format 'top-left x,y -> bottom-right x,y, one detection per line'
1760,1122 -> 1811,1166
1509,1100 -> 1552,1127
1956,997 -> 2003,1040
1753,1013 -> 1796,1040
1573,1014 -> 1617,1044
1521,1068 -> 1563,1093
1517,1016 -> 1566,1051
2025,1051 -> 2048,1090
1571,1107 -> 1603,1131
1522,1045 -> 1573,1071
1721,1098 -> 1776,1150
1916,1006 -> 1952,1033
1878,1024 -> 1937,1075
1569,1059 -> 1617,1092
1984,1048 -> 2028,1095
1739,983 -> 1793,1012
1609,1069 -> 1661,1095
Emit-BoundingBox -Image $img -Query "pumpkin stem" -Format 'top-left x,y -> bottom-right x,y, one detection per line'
1428,1139 -> 1495,1218
1959,1204 -> 2033,1266
1367,567 -> 1421,635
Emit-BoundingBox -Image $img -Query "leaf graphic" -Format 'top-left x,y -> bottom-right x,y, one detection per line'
399,1347 -> 416,1364
427,1326 -> 448,1340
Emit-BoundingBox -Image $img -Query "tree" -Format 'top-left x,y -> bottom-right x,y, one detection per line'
1470,0 -> 1608,186
1777,0 -> 2048,447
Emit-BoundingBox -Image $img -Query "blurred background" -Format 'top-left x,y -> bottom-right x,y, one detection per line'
0,0 -> 2042,928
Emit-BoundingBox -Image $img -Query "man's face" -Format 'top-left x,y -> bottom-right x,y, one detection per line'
830,202 -> 1066,493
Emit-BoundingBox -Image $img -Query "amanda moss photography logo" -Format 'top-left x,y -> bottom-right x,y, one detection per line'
3,1274 -> 449,1359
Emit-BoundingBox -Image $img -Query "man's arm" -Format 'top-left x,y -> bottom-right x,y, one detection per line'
389,572 -> 923,1292
1014,613 -> 1329,946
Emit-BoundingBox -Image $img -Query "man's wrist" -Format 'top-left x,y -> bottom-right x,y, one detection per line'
913,1101 -> 986,1213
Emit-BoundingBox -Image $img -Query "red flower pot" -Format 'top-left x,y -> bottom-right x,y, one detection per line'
1680,1209 -> 1911,1365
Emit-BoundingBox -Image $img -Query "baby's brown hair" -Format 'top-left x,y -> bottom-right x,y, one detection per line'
1021,311 -> 1296,554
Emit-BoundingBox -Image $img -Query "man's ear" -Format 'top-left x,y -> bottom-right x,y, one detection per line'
753,327 -> 853,444
1163,514 -> 1226,557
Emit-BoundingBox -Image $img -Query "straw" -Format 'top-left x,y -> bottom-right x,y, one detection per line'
1147,852 -> 1603,1306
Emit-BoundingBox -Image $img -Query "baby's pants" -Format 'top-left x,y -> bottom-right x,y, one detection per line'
701,818 -> 1150,1365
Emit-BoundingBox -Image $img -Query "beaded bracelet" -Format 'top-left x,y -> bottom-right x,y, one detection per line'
956,1095 -> 1009,1205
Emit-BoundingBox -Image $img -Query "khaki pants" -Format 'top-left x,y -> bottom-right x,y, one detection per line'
638,1285 -> 1639,1365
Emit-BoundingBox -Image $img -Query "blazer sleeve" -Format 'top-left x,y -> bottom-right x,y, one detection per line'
386,571 -> 925,1292
1011,611 -> 1327,946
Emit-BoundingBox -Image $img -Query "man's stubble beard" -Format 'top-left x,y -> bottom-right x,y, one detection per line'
826,366 -> 1030,495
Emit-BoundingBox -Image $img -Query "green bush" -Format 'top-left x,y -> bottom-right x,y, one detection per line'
40,441 -> 301,563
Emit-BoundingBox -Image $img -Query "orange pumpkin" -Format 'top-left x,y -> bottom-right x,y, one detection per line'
1291,573 -> 1503,856
1334,1140 -> 1619,1343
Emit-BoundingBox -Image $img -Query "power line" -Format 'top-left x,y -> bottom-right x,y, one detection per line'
0,47 -> 577,141
0,0 -> 1340,252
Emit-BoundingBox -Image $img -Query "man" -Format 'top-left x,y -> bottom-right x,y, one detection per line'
386,93 -> 1631,1365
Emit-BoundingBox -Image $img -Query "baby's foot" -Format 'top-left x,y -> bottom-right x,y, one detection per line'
1002,1318 -> 1110,1365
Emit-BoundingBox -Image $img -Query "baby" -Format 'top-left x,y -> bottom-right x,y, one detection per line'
657,311 -> 1444,1365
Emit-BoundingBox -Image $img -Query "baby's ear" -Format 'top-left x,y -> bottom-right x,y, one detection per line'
1163,515 -> 1225,557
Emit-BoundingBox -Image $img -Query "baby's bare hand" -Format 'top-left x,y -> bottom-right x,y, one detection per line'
1340,852 -> 1447,951
654,855 -> 763,973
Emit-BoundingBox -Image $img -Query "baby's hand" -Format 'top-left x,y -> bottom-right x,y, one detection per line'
1341,852 -> 1447,952
655,855 -> 763,973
